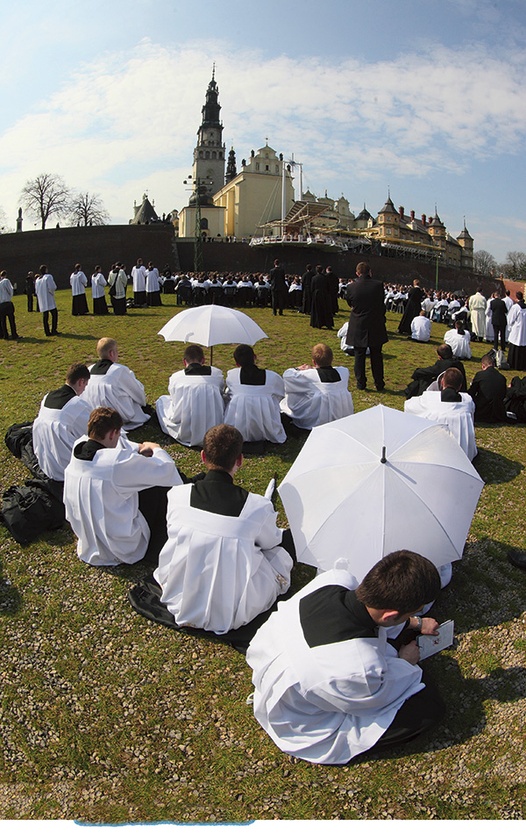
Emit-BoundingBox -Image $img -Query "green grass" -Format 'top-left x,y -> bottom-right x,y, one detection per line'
0,290 -> 525,821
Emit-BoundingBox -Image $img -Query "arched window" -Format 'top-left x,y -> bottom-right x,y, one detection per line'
200,217 -> 208,230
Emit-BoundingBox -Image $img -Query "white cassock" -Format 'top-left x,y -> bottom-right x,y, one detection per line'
64,438 -> 181,566
131,265 -> 147,292
404,391 -> 477,461
156,368 -> 226,447
33,394 -> 92,482
468,292 -> 486,337
224,368 -> 286,443
411,315 -> 431,342
443,328 -> 472,359
246,568 -> 425,765
83,362 -> 150,431
507,303 -> 526,347
146,268 -> 160,293
484,299 -> 495,342
154,484 -> 292,633
91,272 -> 107,299
70,271 -> 88,295
280,367 -> 354,430
35,274 -> 56,312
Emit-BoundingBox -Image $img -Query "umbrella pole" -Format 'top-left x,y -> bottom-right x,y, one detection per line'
210,346 -> 213,366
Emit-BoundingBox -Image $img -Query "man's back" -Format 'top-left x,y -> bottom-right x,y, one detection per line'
33,386 -> 91,481
154,472 -> 292,633
346,276 -> 387,347
224,367 -> 286,443
156,365 -> 225,447
84,360 -> 149,430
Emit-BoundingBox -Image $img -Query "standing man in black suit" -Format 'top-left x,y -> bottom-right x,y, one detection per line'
345,262 -> 388,391
269,259 -> 288,316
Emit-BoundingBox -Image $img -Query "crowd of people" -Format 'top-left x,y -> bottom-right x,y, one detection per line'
3,256 -> 526,768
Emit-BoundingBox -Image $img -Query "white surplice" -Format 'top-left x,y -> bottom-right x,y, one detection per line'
404,391 -> 477,460
64,438 -> 181,566
154,484 -> 292,633
33,394 -> 92,482
280,367 -> 354,430
224,368 -> 286,443
83,362 -> 150,430
246,568 -> 424,765
156,367 -> 226,447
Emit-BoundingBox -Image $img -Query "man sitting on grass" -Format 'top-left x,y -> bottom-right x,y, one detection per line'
281,343 -> 354,430
246,550 -> 444,765
83,337 -> 152,431
33,363 -> 92,482
153,424 -> 294,636
224,344 -> 286,445
64,407 -> 182,567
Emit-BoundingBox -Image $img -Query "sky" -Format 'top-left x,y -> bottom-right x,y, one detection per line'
0,0 -> 525,262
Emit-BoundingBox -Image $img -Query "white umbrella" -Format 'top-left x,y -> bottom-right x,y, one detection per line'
278,404 -> 484,581
158,304 -> 267,364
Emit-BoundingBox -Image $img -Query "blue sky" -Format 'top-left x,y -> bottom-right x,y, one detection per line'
0,0 -> 525,261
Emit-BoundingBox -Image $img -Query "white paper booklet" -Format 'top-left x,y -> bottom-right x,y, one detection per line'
417,619 -> 455,660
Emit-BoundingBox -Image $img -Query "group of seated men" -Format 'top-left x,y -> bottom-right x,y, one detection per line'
156,340 -> 354,446
25,329 -> 512,767
35,394 -> 447,766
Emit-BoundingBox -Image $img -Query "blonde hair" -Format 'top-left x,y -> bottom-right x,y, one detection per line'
97,337 -> 117,359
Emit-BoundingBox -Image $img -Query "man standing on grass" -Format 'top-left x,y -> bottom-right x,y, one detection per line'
35,265 -> 59,336
246,550 -> 444,765
345,262 -> 388,391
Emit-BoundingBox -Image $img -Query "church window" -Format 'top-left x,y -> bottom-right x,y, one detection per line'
205,151 -> 210,159
200,217 -> 208,230
212,151 -> 216,159
256,163 -> 260,171
265,165 -> 269,171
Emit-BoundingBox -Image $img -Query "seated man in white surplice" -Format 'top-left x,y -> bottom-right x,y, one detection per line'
281,343 -> 354,430
33,363 -> 92,482
404,367 -> 477,460
156,344 -> 226,447
224,344 -> 286,444
83,337 -> 151,431
154,424 -> 294,634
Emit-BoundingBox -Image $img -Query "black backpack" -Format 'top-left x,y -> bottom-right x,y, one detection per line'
1,479 -> 65,545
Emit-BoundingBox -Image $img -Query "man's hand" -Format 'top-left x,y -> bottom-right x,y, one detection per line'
138,442 -> 161,457
297,364 -> 312,370
398,640 -> 420,665
409,616 -> 440,635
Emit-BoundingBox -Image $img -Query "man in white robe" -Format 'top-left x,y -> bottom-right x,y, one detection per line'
410,310 -> 432,342
64,407 -> 182,566
224,344 -> 286,444
246,551 -> 444,765
468,288 -> 486,342
154,424 -> 294,634
33,363 -> 92,482
156,344 -> 226,447
83,337 -> 151,431
131,258 -> 147,306
35,265 -> 59,336
404,367 -> 477,460
281,343 -> 354,430
91,266 -> 109,315
70,263 -> 89,315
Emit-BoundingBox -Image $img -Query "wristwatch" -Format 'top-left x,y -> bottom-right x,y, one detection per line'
411,616 -> 423,631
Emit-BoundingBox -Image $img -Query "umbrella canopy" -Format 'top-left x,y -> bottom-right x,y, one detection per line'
278,404 -> 484,580
158,305 -> 267,363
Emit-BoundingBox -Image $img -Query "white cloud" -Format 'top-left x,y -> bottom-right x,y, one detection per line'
1,37 -> 525,246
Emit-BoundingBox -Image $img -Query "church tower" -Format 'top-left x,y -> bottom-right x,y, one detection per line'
190,67 -> 226,206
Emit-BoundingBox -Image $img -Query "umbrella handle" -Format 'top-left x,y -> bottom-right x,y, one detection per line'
381,446 -> 387,463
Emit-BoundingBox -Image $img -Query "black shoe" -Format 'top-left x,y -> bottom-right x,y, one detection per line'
51,331 -> 61,336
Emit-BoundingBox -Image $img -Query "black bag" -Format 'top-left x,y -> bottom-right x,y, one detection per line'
504,376 -> 526,423
1,480 -> 65,545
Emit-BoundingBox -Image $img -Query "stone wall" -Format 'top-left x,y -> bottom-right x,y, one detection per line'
0,224 -> 496,297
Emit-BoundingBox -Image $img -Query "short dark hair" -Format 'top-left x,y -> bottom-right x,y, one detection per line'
66,363 -> 90,385
87,407 -> 123,440
441,367 -> 463,391
184,344 -> 205,364
481,352 -> 496,367
233,344 -> 255,367
356,550 -> 441,615
312,343 -> 333,367
203,424 -> 243,471
356,261 -> 371,277
437,344 -> 453,360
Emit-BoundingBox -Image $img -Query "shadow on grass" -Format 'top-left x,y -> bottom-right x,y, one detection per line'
472,447 -> 523,485
0,558 -> 22,614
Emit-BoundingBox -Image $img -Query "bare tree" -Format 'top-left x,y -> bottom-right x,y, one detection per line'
69,191 -> 110,227
20,173 -> 71,230
499,250 -> 526,280
473,249 -> 497,276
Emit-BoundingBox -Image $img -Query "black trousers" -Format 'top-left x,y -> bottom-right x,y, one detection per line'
353,346 -> 384,390
43,308 -> 58,336
0,301 -> 18,338
373,676 -> 445,749
493,325 -> 506,352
